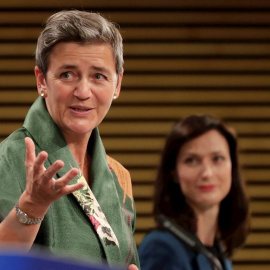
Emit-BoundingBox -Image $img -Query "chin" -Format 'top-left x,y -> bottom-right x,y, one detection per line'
70,121 -> 96,131
74,128 -> 94,135
65,125 -> 94,136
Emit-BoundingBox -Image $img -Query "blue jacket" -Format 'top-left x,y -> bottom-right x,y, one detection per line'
138,230 -> 233,270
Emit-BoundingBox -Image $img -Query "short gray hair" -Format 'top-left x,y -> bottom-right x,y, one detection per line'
35,10 -> 124,76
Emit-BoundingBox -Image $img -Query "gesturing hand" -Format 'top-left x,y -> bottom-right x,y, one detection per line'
22,137 -> 85,215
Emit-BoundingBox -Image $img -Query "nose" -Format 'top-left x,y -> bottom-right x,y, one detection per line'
74,79 -> 92,100
201,162 -> 213,179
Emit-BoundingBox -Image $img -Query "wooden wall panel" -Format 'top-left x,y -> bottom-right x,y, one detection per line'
0,1 -> 269,268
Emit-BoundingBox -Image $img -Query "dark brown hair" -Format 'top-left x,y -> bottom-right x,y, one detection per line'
153,115 -> 250,257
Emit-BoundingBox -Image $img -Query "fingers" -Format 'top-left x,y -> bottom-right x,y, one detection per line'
57,181 -> 85,195
52,167 -> 79,191
32,151 -> 49,178
25,137 -> 49,185
25,136 -> 48,175
25,137 -> 36,167
42,160 -> 64,183
53,168 -> 86,195
24,137 -> 85,200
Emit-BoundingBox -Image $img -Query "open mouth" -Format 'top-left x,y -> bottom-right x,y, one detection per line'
70,105 -> 92,112
72,108 -> 90,112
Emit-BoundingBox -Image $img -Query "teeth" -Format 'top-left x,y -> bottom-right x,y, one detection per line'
73,108 -> 89,111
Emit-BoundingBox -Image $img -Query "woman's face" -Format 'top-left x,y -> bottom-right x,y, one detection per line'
35,42 -> 122,139
176,129 -> 232,213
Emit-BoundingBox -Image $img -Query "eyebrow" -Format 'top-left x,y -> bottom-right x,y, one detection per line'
58,64 -> 77,70
91,65 -> 112,75
181,150 -> 224,156
58,64 -> 107,71
181,152 -> 199,157
57,64 -> 112,75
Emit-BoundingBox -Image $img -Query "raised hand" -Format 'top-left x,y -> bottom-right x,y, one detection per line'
21,137 -> 85,217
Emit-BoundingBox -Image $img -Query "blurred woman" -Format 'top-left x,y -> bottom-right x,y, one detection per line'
139,115 -> 250,270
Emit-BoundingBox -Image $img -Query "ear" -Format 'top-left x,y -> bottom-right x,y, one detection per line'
34,66 -> 47,97
113,70 -> 123,100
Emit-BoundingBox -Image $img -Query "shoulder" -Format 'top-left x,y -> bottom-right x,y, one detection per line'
0,128 -> 29,216
139,230 -> 193,269
0,128 -> 28,160
216,241 -> 233,270
0,128 -> 30,188
106,155 -> 134,207
224,258 -> 233,270
139,230 -> 189,252
106,155 -> 130,178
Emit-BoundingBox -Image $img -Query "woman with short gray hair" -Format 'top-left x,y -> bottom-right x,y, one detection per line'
0,10 -> 139,270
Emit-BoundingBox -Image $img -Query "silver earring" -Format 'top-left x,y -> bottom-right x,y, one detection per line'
113,94 -> 117,100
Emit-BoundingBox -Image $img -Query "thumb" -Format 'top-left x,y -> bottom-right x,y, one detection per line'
128,264 -> 139,270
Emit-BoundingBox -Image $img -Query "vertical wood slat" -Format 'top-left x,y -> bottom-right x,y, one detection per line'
0,1 -> 269,268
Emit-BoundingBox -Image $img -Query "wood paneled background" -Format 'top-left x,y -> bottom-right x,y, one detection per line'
0,1 -> 269,269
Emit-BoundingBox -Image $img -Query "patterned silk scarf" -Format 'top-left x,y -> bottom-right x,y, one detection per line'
72,168 -> 120,248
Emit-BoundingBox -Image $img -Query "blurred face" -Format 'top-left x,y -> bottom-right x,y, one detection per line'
176,130 -> 232,213
35,42 -> 122,139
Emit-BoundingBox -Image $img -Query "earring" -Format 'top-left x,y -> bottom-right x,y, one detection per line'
113,94 -> 117,100
40,89 -> 45,97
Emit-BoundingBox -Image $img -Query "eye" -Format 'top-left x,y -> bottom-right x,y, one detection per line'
60,72 -> 72,79
184,157 -> 197,164
94,73 -> 106,80
213,155 -> 224,162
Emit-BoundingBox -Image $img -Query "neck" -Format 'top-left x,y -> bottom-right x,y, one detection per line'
63,132 -> 91,164
62,131 -> 92,184
194,206 -> 219,246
